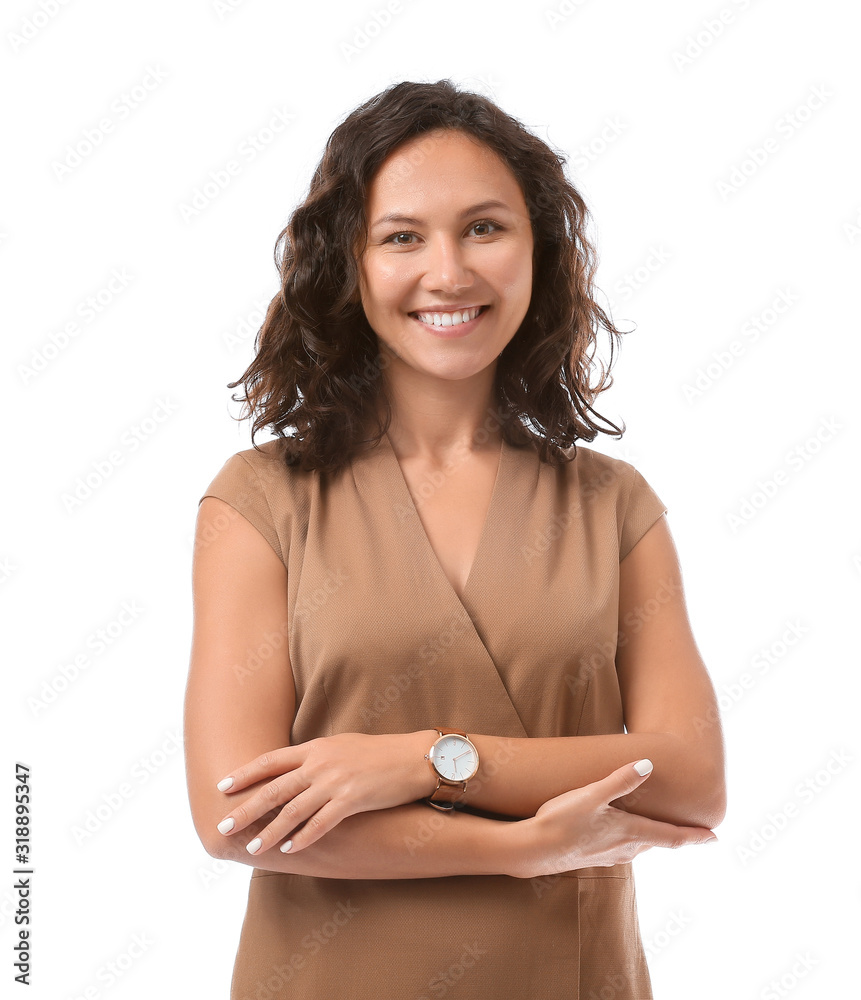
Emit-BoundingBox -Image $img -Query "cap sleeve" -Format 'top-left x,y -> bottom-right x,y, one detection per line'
619,468 -> 667,561
199,452 -> 284,564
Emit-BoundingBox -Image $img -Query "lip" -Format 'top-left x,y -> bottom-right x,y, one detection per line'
410,305 -> 489,338
410,303 -> 487,314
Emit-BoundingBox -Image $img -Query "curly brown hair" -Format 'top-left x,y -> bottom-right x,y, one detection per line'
227,78 -> 630,474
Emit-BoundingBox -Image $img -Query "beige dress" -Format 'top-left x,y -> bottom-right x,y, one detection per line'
199,428 -> 667,999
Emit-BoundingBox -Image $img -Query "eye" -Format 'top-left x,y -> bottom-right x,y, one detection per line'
470,219 -> 502,237
382,219 -> 504,246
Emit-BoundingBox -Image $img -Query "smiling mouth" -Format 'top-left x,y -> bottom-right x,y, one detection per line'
408,305 -> 489,328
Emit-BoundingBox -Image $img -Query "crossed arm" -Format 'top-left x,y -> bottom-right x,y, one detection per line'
185,499 -> 726,878
456,511 -> 726,829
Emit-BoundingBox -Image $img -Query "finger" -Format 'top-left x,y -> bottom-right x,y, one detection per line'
592,761 -> 718,848
215,748 -> 299,793
618,811 -> 717,850
216,774 -> 304,836
279,800 -> 350,855
246,796 -> 343,854
586,759 -> 655,807
243,791 -> 339,856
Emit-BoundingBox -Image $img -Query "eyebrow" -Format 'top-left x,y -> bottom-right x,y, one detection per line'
369,200 -> 514,231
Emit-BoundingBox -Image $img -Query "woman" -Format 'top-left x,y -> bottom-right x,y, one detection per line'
184,79 -> 726,999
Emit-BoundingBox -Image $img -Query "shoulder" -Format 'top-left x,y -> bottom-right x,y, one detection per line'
556,443 -> 645,502
207,438 -> 311,495
199,440 -> 301,566
551,444 -> 667,559
226,439 -> 290,483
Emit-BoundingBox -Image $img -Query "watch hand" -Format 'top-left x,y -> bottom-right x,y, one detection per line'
451,755 -> 475,777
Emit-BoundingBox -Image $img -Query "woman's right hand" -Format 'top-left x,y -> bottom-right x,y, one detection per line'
502,759 -> 718,879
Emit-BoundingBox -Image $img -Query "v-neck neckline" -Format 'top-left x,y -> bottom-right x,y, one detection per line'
381,429 -> 508,607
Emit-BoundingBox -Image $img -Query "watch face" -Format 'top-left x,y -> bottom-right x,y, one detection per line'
431,735 -> 479,782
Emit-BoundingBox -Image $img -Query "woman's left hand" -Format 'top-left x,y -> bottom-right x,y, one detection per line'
214,731 -> 435,856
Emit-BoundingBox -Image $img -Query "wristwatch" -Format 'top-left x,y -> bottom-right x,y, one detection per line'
424,727 -> 480,811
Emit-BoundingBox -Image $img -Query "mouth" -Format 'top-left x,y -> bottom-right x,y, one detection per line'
408,305 -> 490,337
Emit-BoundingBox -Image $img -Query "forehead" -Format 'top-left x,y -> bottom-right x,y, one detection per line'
366,130 -> 524,213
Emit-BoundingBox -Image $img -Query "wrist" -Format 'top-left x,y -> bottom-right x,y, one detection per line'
409,729 -> 441,801
494,816 -> 536,879
449,809 -> 530,877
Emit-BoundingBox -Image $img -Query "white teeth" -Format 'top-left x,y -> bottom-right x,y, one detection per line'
414,306 -> 483,327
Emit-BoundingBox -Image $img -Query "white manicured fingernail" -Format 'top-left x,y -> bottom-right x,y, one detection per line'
217,776 -> 234,791
217,817 -> 235,834
279,840 -> 293,853
246,837 -> 262,855
633,759 -> 653,776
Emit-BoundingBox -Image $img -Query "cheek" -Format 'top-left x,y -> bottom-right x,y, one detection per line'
495,251 -> 533,300
371,250 -> 414,281
366,262 -> 416,311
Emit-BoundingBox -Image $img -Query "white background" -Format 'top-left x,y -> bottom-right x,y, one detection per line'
3,0 -> 859,997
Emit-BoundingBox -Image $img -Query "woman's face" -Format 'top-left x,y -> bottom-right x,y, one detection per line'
357,129 -> 534,390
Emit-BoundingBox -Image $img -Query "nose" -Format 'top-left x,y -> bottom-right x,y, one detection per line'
420,233 -> 474,293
